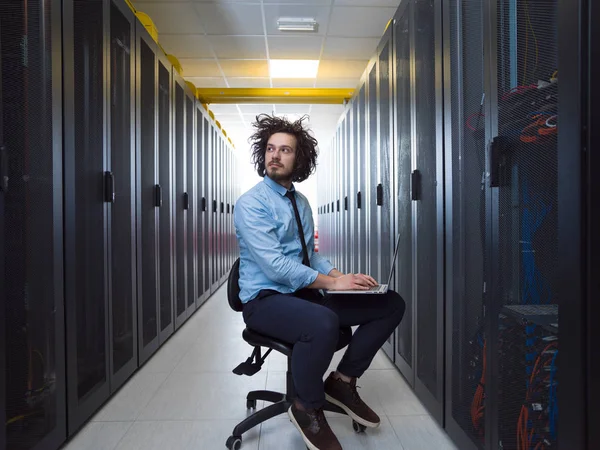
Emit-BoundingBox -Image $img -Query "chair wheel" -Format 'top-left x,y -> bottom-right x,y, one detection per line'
226,435 -> 242,450
246,398 -> 257,409
352,420 -> 366,433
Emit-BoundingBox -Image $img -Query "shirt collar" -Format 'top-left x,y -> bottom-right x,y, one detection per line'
264,175 -> 295,197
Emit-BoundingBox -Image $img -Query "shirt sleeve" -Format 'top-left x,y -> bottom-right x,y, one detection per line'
234,194 -> 319,291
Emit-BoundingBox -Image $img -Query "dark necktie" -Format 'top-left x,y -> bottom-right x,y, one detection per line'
285,190 -> 310,267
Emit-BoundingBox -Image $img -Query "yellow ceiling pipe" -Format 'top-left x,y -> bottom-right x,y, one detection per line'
196,88 -> 354,105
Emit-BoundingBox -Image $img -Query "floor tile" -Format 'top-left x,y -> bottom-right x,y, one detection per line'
390,415 -> 458,450
362,370 -> 429,416
92,372 -> 169,422
115,420 -> 259,450
137,371 -> 268,421
62,422 -> 132,450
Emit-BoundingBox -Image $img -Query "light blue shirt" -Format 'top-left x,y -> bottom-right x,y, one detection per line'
234,175 -> 334,303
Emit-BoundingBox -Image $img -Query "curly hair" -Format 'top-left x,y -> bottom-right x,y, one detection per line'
249,114 -> 318,183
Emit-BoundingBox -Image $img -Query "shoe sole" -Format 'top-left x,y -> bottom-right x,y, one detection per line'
325,394 -> 380,429
287,406 -> 320,450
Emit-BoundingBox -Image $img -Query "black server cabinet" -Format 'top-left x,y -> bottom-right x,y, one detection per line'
350,102 -> 359,274
357,85 -> 368,275
392,1 -> 415,387
1,0 -> 67,448
196,107 -> 208,308
185,91 -> 196,314
344,116 -> 352,274
412,0 -> 445,422
366,60 -> 378,282
210,128 -> 219,293
442,0 -> 487,447
377,28 -> 395,362
201,116 -> 211,299
136,23 -> 160,365
157,50 -> 174,343
173,72 -> 188,328
587,4 -> 600,447
484,0 -> 563,448
63,0 -> 110,434
341,119 -> 348,273
107,0 -> 137,393
218,136 -> 224,283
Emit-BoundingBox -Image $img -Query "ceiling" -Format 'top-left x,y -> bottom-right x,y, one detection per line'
132,0 -> 400,153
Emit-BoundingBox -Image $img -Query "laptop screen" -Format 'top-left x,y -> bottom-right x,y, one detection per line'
385,234 -> 402,286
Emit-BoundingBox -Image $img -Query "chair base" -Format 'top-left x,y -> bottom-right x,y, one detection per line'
230,389 -> 348,439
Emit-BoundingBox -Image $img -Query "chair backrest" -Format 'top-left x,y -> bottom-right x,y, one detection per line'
228,258 -> 243,312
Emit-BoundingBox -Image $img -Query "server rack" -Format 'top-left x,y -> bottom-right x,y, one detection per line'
366,59 -> 378,284
195,105 -> 209,308
357,85 -> 368,276
412,0 -> 445,423
210,127 -> 219,293
157,48 -> 175,344
392,0 -> 415,388
484,0 -> 563,448
442,0 -> 487,446
376,26 -> 395,362
136,21 -> 160,365
201,115 -> 212,300
63,0 -> 110,434
185,90 -> 196,316
1,1 -> 67,448
173,71 -> 188,329
107,0 -> 138,393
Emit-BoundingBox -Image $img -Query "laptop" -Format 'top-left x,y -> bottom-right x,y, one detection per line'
325,234 -> 401,295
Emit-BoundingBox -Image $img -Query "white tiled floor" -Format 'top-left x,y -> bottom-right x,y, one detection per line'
64,286 -> 457,450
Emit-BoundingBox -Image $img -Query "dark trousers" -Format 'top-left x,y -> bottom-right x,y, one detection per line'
242,289 -> 406,410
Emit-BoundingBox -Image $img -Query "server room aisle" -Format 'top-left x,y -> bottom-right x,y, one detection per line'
63,286 -> 456,450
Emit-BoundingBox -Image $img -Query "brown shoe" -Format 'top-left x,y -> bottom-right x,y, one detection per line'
324,372 -> 380,428
288,402 -> 342,450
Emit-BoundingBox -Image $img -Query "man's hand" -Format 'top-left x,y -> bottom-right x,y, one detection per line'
331,273 -> 378,291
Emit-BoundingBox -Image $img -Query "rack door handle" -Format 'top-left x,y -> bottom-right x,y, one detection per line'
357,191 -> 362,209
344,196 -> 348,211
201,197 -> 207,212
213,200 -> 217,213
104,171 -> 115,203
411,170 -> 421,201
155,184 -> 163,207
490,136 -> 509,187
183,192 -> 189,210
376,183 -> 383,206
0,144 -> 8,192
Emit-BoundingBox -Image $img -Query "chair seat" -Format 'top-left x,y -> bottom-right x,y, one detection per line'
242,325 -> 353,359
242,327 -> 293,357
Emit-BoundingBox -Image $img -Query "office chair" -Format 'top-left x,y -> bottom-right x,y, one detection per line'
226,258 -> 366,450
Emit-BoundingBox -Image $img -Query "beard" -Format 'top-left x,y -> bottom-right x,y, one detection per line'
267,164 -> 293,183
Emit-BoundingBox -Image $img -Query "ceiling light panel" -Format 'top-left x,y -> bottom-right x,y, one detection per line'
265,6 -> 330,35
270,60 -> 319,79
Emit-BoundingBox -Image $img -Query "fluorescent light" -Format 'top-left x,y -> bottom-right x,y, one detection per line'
270,60 -> 319,79
277,17 -> 317,32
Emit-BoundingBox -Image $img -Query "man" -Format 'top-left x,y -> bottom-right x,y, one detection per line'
234,114 -> 405,450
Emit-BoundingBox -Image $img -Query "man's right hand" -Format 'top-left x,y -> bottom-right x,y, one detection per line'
331,273 -> 378,291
